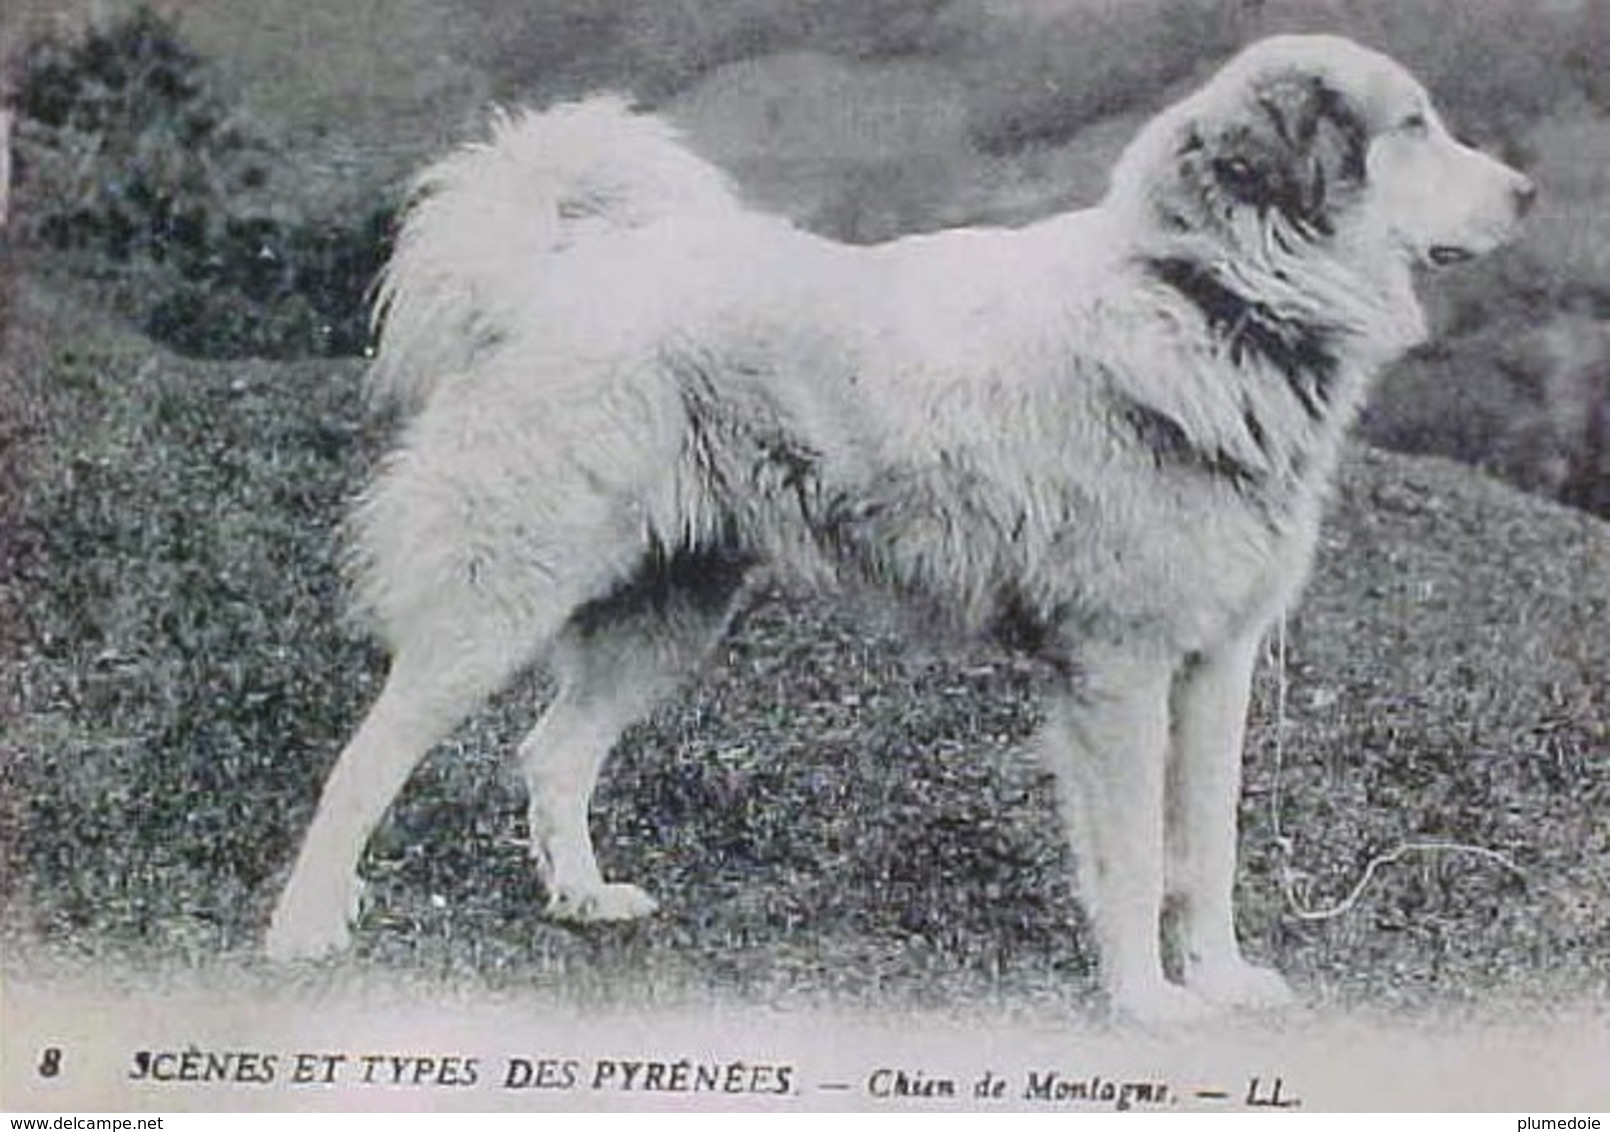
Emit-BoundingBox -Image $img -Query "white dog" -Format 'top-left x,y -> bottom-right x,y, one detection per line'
265,34 -> 1533,1021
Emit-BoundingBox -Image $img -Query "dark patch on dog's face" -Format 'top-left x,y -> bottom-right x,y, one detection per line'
1181,72 -> 1369,237
1148,257 -> 1339,419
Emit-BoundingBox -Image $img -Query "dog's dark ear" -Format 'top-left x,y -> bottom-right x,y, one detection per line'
1210,74 -> 1367,234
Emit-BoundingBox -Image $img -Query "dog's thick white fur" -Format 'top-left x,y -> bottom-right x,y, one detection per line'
265,34 -> 1532,1021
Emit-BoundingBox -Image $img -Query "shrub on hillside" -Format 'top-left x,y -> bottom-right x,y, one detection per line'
12,7 -> 390,359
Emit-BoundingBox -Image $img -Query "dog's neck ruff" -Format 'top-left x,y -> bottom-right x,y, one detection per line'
1147,256 -> 1343,421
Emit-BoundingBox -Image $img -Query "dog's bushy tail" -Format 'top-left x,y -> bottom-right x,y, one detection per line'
370,97 -> 741,413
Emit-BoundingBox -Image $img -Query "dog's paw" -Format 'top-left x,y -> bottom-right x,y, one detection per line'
1187,959 -> 1298,1011
264,905 -> 354,962
264,880 -> 361,962
1109,982 -> 1215,1029
546,882 -> 658,923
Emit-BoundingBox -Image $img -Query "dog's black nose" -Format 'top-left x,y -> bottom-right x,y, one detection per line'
1514,177 -> 1539,216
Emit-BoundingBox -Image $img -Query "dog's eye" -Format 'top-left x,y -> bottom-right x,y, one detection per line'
1399,112 -> 1428,136
1213,156 -> 1260,192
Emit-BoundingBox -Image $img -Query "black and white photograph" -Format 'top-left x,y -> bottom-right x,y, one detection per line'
1,0 -> 1606,1114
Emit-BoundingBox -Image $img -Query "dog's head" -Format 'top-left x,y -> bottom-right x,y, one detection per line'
1108,34 -> 1535,273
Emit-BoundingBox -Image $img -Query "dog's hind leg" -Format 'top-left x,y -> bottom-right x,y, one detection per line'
517,667 -> 665,924
266,635 -> 537,962
520,563 -> 746,923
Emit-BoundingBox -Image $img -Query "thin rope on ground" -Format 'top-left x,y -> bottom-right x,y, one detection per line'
1265,615 -> 1526,922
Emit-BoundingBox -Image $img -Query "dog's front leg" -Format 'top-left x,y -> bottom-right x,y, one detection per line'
1040,646 -> 1207,1023
1164,633 -> 1295,1009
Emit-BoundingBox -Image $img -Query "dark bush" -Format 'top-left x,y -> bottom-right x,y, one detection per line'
13,7 -> 392,361
18,7 -> 204,132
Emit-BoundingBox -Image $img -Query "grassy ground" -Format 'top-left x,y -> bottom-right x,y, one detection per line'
4,268 -> 1607,1019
